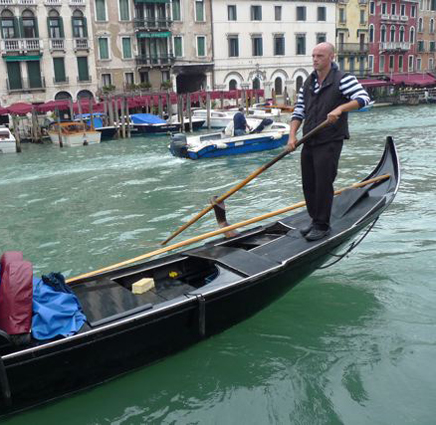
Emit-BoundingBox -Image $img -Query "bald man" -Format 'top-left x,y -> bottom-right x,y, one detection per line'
288,42 -> 370,241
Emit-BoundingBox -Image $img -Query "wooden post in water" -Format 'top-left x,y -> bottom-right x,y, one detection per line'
107,96 -> 115,127
89,100 -> 95,131
68,98 -> 74,121
220,89 -> 224,110
30,107 -> 38,143
180,95 -> 185,132
125,97 -> 131,138
55,108 -> 63,148
187,92 -> 192,132
112,98 -> 119,139
103,97 -> 108,126
206,91 -> 211,130
167,91 -> 172,123
12,115 -> 21,153
199,92 -> 204,109
120,97 -> 126,139
77,98 -> 84,126
158,95 -> 163,118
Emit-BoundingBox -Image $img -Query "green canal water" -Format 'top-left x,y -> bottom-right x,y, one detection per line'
1,105 -> 435,424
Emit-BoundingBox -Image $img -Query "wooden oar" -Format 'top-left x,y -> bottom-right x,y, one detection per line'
160,119 -> 331,245
66,174 -> 389,284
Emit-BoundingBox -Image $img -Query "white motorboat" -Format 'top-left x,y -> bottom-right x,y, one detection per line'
48,122 -> 101,147
0,126 -> 17,154
191,109 -> 237,128
169,118 -> 290,160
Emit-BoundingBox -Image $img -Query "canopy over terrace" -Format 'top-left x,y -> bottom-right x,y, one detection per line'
388,73 -> 436,87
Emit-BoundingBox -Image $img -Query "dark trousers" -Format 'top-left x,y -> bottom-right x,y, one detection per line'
301,140 -> 343,230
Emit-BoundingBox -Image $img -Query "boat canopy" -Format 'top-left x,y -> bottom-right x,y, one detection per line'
130,113 -> 167,125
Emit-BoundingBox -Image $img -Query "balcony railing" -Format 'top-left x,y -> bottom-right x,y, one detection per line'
69,0 -> 85,5
381,14 -> 390,20
44,0 -> 62,5
134,18 -> 172,30
400,16 -> 408,21
135,53 -> 175,66
17,0 -> 36,4
0,38 -> 43,54
49,39 -> 65,50
73,38 -> 89,50
380,41 -> 410,51
6,76 -> 46,93
53,76 -> 69,85
358,0 -> 368,4
391,15 -> 399,20
0,0 -> 13,5
76,75 -> 92,83
337,43 -> 369,54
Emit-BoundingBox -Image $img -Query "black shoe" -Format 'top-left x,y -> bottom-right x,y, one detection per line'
300,224 -> 313,236
305,227 -> 331,241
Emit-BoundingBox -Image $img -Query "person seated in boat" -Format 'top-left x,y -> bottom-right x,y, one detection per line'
233,107 -> 251,136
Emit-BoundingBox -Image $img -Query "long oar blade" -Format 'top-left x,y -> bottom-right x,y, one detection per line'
161,119 -> 330,245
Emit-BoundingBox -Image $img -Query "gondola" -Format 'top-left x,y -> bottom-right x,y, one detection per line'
0,138 -> 400,418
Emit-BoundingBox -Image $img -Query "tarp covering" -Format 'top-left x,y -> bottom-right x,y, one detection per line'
32,273 -> 86,340
130,113 -> 166,124
75,113 -> 104,129
388,73 -> 436,87
0,257 -> 33,335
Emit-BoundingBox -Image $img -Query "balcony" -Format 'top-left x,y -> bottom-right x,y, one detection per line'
49,39 -> 65,51
44,0 -> 62,5
53,76 -> 69,85
337,43 -> 369,54
17,0 -> 36,4
380,41 -> 410,51
358,0 -> 368,4
400,16 -> 408,21
381,14 -> 390,20
6,76 -> 46,93
73,38 -> 89,50
0,0 -> 13,5
69,0 -> 85,6
134,18 -> 172,30
135,53 -> 175,67
391,15 -> 399,20
0,38 -> 43,55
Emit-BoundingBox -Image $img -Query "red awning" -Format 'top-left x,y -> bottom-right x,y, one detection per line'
7,102 -> 33,115
358,79 -> 390,88
37,100 -> 71,113
389,73 -> 436,87
0,106 -> 9,115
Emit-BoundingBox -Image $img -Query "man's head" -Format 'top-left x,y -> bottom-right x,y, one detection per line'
238,106 -> 244,112
312,42 -> 335,74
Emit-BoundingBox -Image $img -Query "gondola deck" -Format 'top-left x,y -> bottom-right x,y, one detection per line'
0,138 -> 400,418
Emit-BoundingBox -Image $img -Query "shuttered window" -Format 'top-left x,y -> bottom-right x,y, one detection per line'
77,56 -> 89,81
122,37 -> 132,58
95,0 -> 107,21
7,62 -> 22,90
53,57 -> 66,82
27,61 -> 42,88
98,37 -> 109,59
119,0 -> 130,21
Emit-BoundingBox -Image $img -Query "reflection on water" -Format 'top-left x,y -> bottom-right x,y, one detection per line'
2,105 -> 436,425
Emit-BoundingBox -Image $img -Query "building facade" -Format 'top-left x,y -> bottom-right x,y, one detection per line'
0,0 -> 97,105
212,0 -> 336,99
368,0 -> 419,74
171,0 -> 214,92
416,0 -> 436,71
336,0 -> 370,76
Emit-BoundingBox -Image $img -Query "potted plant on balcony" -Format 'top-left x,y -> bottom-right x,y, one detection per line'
160,80 -> 172,91
138,82 -> 152,92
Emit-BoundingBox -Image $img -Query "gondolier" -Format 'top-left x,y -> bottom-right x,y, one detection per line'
288,42 -> 371,241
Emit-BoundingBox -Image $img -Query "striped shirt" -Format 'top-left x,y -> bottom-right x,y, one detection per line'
291,72 -> 371,121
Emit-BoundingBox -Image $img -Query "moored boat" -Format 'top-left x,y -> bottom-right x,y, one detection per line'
191,109 -> 237,128
130,113 -> 181,134
0,138 -> 399,417
169,118 -> 290,159
75,113 -> 118,141
0,127 -> 16,154
48,122 -> 101,147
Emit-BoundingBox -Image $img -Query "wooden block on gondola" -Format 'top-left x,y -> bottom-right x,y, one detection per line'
132,277 -> 155,294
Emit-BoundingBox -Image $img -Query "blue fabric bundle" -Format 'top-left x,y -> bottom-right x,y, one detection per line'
32,273 -> 87,340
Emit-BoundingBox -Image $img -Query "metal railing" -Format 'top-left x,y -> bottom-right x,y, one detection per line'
337,43 -> 369,54
380,41 -> 410,51
0,0 -> 13,5
44,0 -> 62,4
6,76 -> 46,92
135,53 -> 175,66
134,18 -> 172,29
69,0 -> 85,5
0,38 -> 43,54
74,38 -> 89,50
17,0 -> 36,4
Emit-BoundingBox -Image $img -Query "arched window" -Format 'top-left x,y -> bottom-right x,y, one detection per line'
296,76 -> 303,93
229,79 -> 237,90
1,10 -> 16,39
410,27 -> 415,43
369,24 -> 374,43
252,77 -> 260,90
48,10 -> 63,39
430,19 -> 435,34
418,17 -> 423,32
72,10 -> 87,38
274,77 -> 282,95
22,9 -> 37,38
380,25 -> 386,42
55,91 -> 72,100
77,90 -> 93,99
399,26 -> 405,42
390,25 -> 396,42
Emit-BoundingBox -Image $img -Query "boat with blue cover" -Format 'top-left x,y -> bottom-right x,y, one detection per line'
130,114 -> 205,135
75,113 -> 117,140
169,118 -> 290,159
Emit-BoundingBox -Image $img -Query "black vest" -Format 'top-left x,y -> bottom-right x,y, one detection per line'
302,66 -> 350,145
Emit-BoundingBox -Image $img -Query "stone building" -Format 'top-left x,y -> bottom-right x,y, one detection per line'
415,0 -> 436,71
